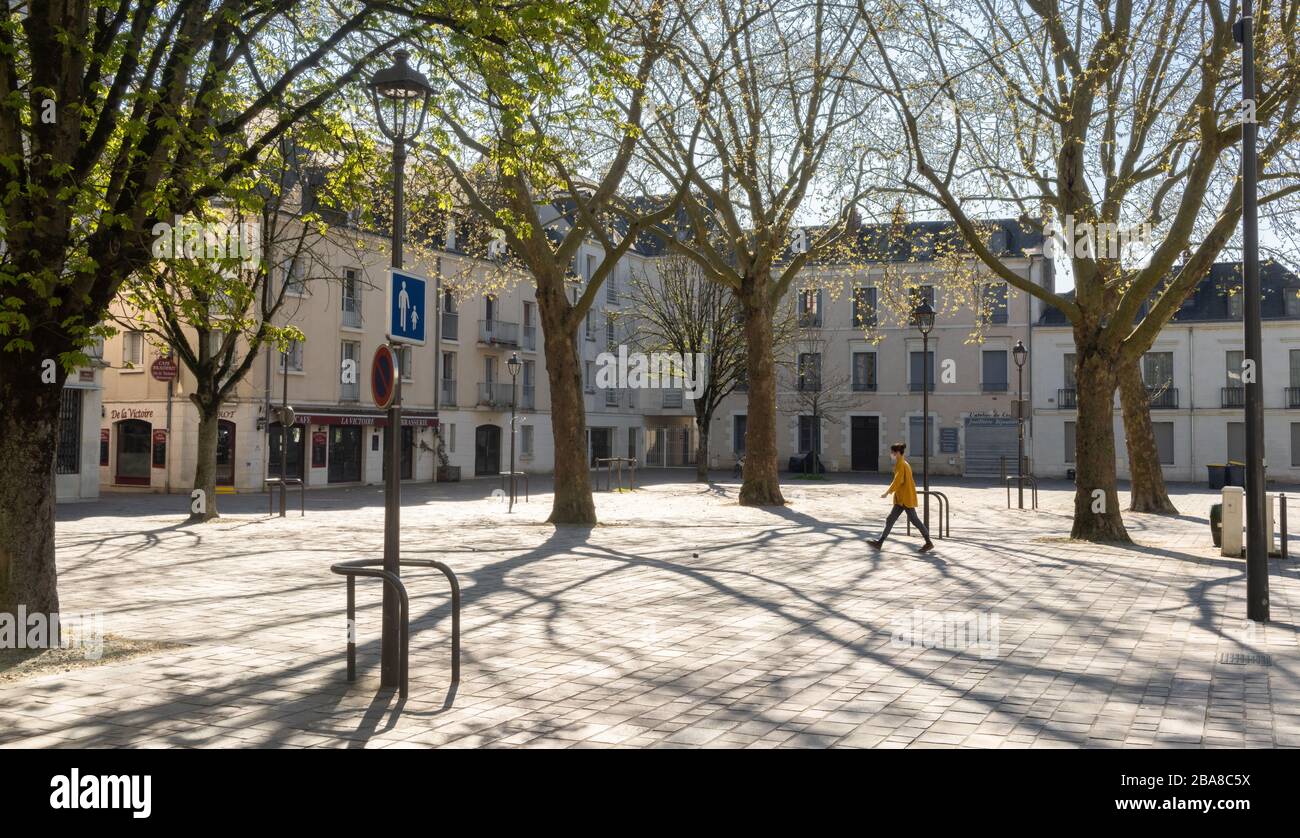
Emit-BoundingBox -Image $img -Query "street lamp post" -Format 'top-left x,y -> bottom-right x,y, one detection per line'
1236,1 -> 1269,623
1013,340 -> 1028,510
913,299 -> 935,530
368,47 -> 433,689
508,353 -> 521,513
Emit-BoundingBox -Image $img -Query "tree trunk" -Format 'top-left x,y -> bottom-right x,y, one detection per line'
1117,357 -> 1179,514
738,278 -> 785,506
1070,337 -> 1130,541
190,400 -> 221,522
0,368 -> 63,620
695,412 -> 710,482
538,294 -> 596,524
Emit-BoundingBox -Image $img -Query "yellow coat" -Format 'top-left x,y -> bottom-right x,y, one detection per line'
887,457 -> 919,508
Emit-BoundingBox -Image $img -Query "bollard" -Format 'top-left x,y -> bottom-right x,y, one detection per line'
1281,494 -> 1289,560
1222,486 -> 1244,557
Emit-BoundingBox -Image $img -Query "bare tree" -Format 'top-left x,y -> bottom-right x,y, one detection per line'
782,310 -> 856,474
625,254 -> 758,480
637,0 -> 877,506
857,0 -> 1300,540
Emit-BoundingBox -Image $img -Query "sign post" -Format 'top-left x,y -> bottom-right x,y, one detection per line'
374,263 -> 416,688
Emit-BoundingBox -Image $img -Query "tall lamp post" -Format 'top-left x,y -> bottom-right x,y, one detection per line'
507,353 -> 521,513
1013,340 -> 1028,510
913,299 -> 935,530
369,47 -> 432,689
1236,2 -> 1269,622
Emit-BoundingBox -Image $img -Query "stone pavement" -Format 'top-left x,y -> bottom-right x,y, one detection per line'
4,472 -> 1299,748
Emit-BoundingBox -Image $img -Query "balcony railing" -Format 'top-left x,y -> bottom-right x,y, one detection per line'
662,389 -> 684,409
604,387 -> 621,407
797,313 -> 822,328
521,385 -> 535,411
1287,387 -> 1300,409
982,381 -> 1009,393
1057,388 -> 1077,408
342,296 -> 362,328
440,378 -> 457,407
476,381 -> 514,408
1221,386 -> 1245,408
479,319 -> 519,346
522,325 -> 537,351
909,381 -> 936,392
1147,386 -> 1178,409
441,311 -> 458,341
341,380 -> 360,402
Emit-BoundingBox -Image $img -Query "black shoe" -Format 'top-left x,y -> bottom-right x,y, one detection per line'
917,541 -> 935,552
867,539 -> 883,549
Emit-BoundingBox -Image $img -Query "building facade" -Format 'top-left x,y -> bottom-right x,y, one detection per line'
714,220 -> 1047,476
1030,262 -> 1300,484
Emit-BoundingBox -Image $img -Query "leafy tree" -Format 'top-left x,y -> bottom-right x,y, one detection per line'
0,0 -> 616,618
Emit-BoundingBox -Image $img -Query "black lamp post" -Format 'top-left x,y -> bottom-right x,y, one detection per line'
1013,339 -> 1028,510
1236,2 -> 1268,622
913,299 -> 935,530
369,47 -> 432,689
507,352 -> 521,513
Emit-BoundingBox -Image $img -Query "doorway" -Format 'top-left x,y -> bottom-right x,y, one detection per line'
216,420 -> 236,486
328,425 -> 362,482
475,424 -> 501,475
588,427 -> 613,466
851,416 -> 879,471
268,422 -> 305,480
114,419 -> 152,485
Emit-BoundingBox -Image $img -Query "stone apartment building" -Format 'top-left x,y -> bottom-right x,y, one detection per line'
1031,261 -> 1300,483
714,220 -> 1048,476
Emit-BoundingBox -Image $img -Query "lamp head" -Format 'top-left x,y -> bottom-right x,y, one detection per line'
912,299 -> 935,335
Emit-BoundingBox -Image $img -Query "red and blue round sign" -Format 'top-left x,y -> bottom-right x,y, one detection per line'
371,345 -> 399,409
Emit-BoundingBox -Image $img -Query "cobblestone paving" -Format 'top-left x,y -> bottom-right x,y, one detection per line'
3,473 -> 1298,748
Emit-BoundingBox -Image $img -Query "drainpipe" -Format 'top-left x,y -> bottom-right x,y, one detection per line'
432,254 -> 441,483
1188,325 -> 1195,481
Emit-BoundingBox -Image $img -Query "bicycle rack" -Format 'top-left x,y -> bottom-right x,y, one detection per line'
906,489 -> 950,539
330,558 -> 461,699
1000,456 -> 1039,510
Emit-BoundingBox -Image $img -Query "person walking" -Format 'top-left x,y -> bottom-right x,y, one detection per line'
868,442 -> 934,552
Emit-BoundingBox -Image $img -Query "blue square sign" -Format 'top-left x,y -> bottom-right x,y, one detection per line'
387,268 -> 427,346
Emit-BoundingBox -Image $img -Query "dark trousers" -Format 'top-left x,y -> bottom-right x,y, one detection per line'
879,504 -> 930,542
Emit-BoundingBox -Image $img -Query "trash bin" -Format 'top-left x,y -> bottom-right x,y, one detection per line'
1207,464 -> 1227,490
1226,461 -> 1246,487
1210,502 -> 1223,547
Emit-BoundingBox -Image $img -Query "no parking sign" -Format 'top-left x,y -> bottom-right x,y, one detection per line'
371,345 -> 399,409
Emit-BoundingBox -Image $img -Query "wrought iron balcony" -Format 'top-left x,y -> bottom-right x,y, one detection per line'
441,311 -> 458,341
1221,386 -> 1245,408
522,325 -> 537,351
1057,388 -> 1077,408
1147,386 -> 1178,409
440,378 -> 457,407
1286,387 -> 1300,409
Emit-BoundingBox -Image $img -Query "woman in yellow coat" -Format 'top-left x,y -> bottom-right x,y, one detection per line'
868,442 -> 934,552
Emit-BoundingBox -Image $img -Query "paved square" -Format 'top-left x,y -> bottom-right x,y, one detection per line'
4,474 -> 1299,748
